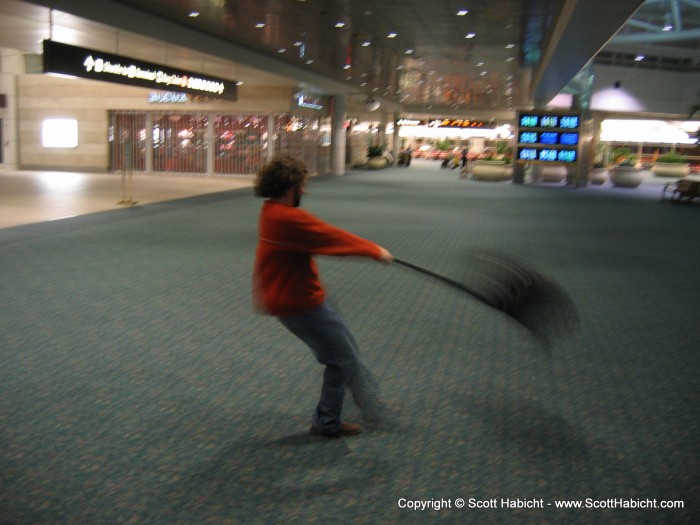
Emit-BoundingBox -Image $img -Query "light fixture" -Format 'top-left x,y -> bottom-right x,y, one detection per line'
255,22 -> 265,28
387,32 -> 397,38
335,22 -> 345,28
465,33 -> 476,39
505,43 -> 515,49
405,49 -> 414,54
457,9 -> 468,16
362,41 -> 371,47
635,55 -> 645,61
188,11 -> 199,18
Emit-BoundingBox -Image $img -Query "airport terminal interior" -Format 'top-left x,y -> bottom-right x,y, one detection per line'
1,0 -> 699,523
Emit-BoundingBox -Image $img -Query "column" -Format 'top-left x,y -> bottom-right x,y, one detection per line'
331,95 -> 347,176
267,113 -> 276,162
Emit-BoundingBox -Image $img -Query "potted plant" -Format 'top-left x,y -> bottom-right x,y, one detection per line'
588,160 -> 609,185
473,150 -> 512,181
367,145 -> 387,169
610,152 -> 646,188
651,151 -> 690,178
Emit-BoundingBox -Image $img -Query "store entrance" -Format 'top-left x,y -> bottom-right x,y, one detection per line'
109,111 -> 330,177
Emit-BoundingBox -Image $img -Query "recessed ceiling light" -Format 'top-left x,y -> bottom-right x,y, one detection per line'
236,81 -> 244,86
362,41 -> 371,47
188,11 -> 199,17
387,32 -> 397,38
465,33 -> 476,39
335,22 -> 345,28
306,59 -> 314,64
506,44 -> 515,49
294,41 -> 303,46
635,55 -> 645,61
278,48 -> 286,53
343,64 -> 351,69
255,23 -> 265,28
457,9 -> 468,16
405,49 -> 414,54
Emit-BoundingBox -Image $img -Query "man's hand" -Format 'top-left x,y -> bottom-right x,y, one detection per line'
377,247 -> 394,264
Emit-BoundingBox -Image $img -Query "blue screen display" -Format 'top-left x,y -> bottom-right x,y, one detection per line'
559,116 -> 579,129
539,149 -> 558,161
519,132 -> 538,143
540,132 -> 558,144
557,150 -> 577,162
520,115 -> 538,127
518,148 -> 537,160
559,132 -> 578,145
539,116 -> 559,127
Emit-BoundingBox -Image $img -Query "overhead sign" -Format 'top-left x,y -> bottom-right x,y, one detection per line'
43,40 -> 238,101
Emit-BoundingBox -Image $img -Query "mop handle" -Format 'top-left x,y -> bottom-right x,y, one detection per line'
393,258 -> 495,308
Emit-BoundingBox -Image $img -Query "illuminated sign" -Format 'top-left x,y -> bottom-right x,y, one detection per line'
42,119 -> 78,148
148,92 -> 188,103
297,95 -> 324,110
396,119 -> 423,126
429,119 -> 490,129
43,40 -> 238,100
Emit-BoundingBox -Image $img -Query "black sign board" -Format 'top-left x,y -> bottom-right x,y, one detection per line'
42,40 -> 238,101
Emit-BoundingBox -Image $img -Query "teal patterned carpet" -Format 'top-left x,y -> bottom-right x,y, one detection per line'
1,163 -> 698,524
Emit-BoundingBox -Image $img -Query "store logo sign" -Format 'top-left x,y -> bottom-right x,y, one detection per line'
148,92 -> 189,103
43,40 -> 238,101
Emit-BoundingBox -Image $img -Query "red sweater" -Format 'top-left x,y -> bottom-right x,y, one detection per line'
253,200 -> 382,316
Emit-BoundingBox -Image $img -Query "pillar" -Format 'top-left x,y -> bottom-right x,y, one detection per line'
331,95 -> 347,176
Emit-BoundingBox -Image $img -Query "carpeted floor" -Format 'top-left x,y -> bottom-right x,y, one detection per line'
1,163 -> 698,524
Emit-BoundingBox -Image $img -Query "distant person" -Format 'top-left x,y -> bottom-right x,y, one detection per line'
253,156 -> 394,438
460,148 -> 468,169
406,146 -> 413,166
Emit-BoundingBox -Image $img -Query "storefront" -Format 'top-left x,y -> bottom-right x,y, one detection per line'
7,40 -> 332,177
109,111 -> 331,177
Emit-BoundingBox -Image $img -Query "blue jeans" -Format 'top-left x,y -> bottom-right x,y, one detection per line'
279,302 -> 383,433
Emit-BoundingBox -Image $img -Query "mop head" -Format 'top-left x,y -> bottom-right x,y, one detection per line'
465,253 -> 580,347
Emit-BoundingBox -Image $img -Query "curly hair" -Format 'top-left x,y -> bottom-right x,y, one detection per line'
254,156 -> 308,198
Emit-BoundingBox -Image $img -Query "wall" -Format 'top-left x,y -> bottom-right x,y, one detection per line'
17,73 -> 295,171
591,65 -> 700,116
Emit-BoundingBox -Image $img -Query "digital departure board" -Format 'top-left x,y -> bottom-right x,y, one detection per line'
515,111 -> 580,165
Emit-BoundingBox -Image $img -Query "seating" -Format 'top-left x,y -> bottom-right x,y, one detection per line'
661,178 -> 700,203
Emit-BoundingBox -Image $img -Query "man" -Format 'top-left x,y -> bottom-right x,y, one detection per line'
253,156 -> 393,438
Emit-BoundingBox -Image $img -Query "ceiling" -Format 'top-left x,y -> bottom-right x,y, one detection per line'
3,0 -> 699,118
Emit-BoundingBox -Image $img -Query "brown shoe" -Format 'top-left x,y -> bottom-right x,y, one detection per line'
310,422 -> 362,438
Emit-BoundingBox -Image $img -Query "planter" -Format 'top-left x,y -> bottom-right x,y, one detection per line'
610,166 -> 646,188
588,168 -> 609,185
473,161 -> 512,181
539,165 -> 567,183
367,156 -> 387,169
651,162 -> 690,178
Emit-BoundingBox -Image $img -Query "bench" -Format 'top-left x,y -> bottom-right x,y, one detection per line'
661,178 -> 700,203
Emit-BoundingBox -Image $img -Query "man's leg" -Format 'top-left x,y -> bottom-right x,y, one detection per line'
279,303 -> 359,434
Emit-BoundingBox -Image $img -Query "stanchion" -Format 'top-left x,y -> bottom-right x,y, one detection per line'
117,169 -> 138,206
